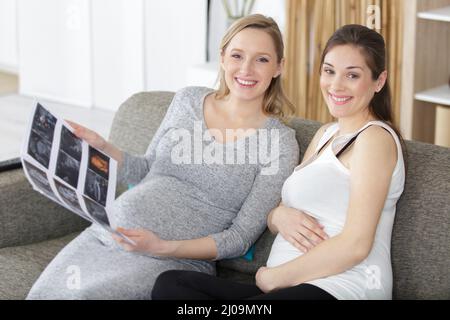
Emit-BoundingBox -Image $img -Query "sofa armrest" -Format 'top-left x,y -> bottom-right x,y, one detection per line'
0,164 -> 90,249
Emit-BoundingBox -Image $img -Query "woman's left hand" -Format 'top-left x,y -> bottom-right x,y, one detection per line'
112,227 -> 170,256
255,266 -> 281,293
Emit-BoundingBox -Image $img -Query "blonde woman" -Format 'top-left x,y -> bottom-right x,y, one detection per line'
27,14 -> 299,299
152,24 -> 405,300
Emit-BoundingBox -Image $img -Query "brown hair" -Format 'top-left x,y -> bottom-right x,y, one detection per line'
215,14 -> 295,121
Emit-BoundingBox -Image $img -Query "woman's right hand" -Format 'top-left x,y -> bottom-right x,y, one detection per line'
65,120 -> 123,164
65,120 -> 107,151
269,204 -> 329,253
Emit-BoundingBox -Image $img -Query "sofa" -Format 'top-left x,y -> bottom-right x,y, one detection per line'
0,91 -> 449,300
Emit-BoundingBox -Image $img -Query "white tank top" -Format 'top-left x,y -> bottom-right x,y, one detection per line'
266,121 -> 405,299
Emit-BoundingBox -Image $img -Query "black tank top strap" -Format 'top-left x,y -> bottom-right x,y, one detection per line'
335,135 -> 358,158
335,124 -> 376,158
315,124 -> 338,156
316,136 -> 332,155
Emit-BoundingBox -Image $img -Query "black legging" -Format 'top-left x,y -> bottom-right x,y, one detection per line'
152,270 -> 337,300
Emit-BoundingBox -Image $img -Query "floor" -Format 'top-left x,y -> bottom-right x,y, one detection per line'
0,72 -> 18,95
0,72 -> 115,162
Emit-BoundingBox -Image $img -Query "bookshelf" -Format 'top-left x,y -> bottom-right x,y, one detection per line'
400,0 -> 450,147
417,5 -> 450,21
415,85 -> 450,106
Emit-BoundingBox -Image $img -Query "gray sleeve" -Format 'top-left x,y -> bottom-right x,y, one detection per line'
117,89 -> 188,186
211,129 -> 300,260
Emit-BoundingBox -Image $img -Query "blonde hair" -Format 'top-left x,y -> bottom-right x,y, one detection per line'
215,14 -> 295,121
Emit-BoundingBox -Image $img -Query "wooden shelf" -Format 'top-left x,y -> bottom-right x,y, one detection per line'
415,85 -> 450,106
417,6 -> 450,22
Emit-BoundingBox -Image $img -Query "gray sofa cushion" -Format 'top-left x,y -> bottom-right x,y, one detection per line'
391,141 -> 450,299
108,91 -> 175,156
0,232 -> 79,300
0,168 -> 89,249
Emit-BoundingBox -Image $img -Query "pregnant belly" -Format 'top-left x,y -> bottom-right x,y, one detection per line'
108,176 -> 234,241
266,233 -> 304,267
266,223 -> 343,268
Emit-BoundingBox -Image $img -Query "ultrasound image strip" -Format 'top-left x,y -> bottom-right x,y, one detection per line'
84,169 -> 108,206
23,160 -> 59,202
31,103 -> 57,142
88,146 -> 110,180
55,149 -> 81,188
28,130 -> 52,169
60,126 -> 82,162
53,179 -> 93,221
27,104 -> 57,169
83,195 -> 110,227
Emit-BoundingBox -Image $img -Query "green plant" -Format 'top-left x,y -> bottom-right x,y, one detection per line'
221,0 -> 256,19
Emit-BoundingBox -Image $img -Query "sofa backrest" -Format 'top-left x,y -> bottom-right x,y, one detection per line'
109,91 -> 175,156
391,140 -> 450,299
109,91 -> 450,300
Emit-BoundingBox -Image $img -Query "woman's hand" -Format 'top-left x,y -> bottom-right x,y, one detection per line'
65,119 -> 123,163
255,266 -> 282,293
65,120 -> 107,151
112,227 -> 171,256
269,204 -> 329,253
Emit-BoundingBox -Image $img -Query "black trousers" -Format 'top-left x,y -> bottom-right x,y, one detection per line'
152,270 -> 337,300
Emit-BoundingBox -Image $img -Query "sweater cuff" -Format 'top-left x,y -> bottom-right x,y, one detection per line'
211,231 -> 247,261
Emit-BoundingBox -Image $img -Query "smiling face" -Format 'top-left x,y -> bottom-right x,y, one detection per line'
220,27 -> 282,103
320,44 -> 386,120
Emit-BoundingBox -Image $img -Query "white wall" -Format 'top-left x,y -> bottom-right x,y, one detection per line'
208,0 -> 227,63
6,0 -> 286,110
253,0 -> 286,31
18,0 -> 93,107
16,0 -> 207,109
5,0 -> 283,110
0,0 -> 18,73
208,0 -> 286,63
91,0 -> 145,110
144,0 -> 207,92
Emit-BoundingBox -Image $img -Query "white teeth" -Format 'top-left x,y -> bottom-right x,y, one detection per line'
236,78 -> 257,86
330,94 -> 351,102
